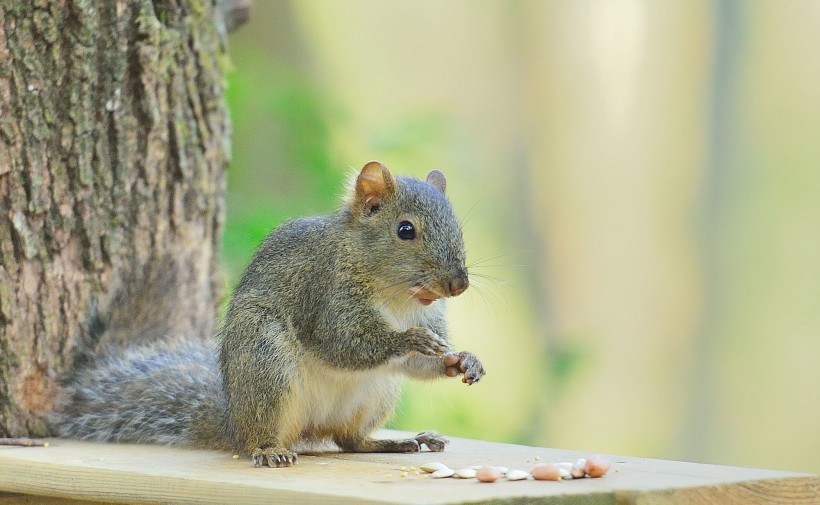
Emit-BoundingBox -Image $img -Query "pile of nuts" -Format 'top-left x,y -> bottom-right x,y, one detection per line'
413,455 -> 612,483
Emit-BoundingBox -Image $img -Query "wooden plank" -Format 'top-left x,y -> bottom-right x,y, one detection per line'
0,431 -> 817,505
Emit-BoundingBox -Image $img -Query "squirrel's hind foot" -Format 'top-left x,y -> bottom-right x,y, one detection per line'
414,431 -> 449,452
336,432 -> 449,453
251,447 -> 298,468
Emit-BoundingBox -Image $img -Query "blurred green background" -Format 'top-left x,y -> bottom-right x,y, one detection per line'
222,1 -> 820,473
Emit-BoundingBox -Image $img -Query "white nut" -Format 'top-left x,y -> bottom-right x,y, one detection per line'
494,466 -> 509,475
571,458 -> 587,478
420,462 -> 449,473
559,468 -> 571,479
432,468 -> 455,479
454,468 -> 477,479
506,469 -> 529,481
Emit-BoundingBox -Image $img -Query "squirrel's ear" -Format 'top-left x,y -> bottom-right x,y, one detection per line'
426,170 -> 447,194
355,161 -> 396,212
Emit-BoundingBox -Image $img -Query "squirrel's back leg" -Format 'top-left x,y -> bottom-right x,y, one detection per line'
227,372 -> 303,467
222,319 -> 305,467
335,431 -> 449,453
246,398 -> 302,469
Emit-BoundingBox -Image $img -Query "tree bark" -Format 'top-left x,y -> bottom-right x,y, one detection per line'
0,0 -> 230,437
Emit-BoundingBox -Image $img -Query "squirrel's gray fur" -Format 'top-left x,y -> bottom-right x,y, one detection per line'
52,162 -> 485,467
56,339 -> 229,449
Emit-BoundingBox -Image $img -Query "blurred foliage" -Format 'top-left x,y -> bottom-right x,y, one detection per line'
222,50 -> 339,283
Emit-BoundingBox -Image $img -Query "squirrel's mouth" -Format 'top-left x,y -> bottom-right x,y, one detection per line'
407,285 -> 442,306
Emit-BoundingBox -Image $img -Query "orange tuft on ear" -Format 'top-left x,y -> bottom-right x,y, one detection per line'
426,170 -> 447,194
355,161 -> 396,211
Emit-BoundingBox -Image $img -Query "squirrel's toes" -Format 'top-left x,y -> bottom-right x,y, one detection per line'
251,447 -> 298,468
415,431 -> 449,452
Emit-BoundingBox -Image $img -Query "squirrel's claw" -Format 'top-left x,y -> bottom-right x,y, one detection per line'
445,351 -> 485,385
251,447 -> 298,468
405,328 -> 450,357
415,431 -> 449,452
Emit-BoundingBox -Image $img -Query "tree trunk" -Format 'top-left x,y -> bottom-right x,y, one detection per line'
0,0 -> 230,437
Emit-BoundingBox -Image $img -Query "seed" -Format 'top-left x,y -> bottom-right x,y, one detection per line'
400,466 -> 407,471
531,463 -> 561,481
420,462 -> 449,473
559,468 -> 571,479
454,468 -> 477,479
506,469 -> 529,481
432,468 -> 455,479
476,466 -> 503,483
584,455 -> 612,478
534,455 -> 541,461
571,458 -> 587,478
400,471 -> 409,478
494,466 -> 509,475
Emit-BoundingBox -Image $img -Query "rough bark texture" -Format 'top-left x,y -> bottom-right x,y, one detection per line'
0,0 -> 231,437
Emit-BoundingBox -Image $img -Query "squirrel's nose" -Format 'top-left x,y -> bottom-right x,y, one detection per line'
448,274 -> 469,297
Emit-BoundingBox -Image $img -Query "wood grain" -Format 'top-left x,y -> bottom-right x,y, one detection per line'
0,431 -> 816,505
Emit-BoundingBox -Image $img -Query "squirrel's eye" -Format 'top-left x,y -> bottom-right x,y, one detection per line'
397,221 -> 416,241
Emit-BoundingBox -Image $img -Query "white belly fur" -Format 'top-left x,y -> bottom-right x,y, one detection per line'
293,355 -> 402,434
287,300 -> 439,438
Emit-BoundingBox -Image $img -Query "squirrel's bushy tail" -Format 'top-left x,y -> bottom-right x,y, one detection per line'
52,258 -> 230,449
78,257 -> 215,365
54,339 -> 229,448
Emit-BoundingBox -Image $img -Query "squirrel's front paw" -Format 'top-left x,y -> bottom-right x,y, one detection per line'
252,447 -> 298,468
404,327 -> 450,357
444,351 -> 486,385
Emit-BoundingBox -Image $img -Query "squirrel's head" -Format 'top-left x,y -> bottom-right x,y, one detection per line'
345,161 -> 468,306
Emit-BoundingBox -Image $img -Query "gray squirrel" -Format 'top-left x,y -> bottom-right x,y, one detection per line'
53,161 -> 485,467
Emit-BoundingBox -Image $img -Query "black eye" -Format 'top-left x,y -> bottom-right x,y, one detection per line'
397,221 -> 416,240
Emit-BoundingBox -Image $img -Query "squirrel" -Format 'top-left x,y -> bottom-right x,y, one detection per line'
53,161 -> 485,467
